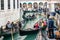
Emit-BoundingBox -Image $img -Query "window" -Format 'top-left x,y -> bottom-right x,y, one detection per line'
33,2 -> 38,9
8,0 -> 10,9
44,2 -> 47,6
23,3 -> 27,8
28,2 -> 32,8
17,0 -> 19,8
39,2 -> 43,8
13,0 -> 15,9
1,0 -> 4,10
39,2 -> 43,6
20,3 -> 22,8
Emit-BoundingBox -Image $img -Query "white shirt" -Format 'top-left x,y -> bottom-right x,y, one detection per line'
7,24 -> 12,28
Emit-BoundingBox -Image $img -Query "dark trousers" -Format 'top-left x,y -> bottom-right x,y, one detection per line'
48,28 -> 54,38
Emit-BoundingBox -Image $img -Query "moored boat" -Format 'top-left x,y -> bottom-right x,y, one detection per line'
20,28 -> 39,36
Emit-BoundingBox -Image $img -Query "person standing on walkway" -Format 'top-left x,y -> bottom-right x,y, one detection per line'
47,16 -> 55,38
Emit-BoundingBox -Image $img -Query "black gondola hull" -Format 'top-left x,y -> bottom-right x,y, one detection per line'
20,29 -> 39,36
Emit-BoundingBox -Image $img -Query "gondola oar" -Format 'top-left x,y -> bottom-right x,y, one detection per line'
11,28 -> 14,40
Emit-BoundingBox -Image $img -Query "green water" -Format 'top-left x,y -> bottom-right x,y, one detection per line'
24,33 -> 37,40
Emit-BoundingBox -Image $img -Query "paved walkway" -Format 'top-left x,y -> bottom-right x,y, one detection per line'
35,30 -> 56,40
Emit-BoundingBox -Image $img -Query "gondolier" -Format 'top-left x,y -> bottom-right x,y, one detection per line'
6,21 -> 12,29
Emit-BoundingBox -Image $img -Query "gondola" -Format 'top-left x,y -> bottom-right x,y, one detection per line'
0,28 -> 18,37
20,19 -> 40,36
20,17 -> 47,36
20,28 -> 40,36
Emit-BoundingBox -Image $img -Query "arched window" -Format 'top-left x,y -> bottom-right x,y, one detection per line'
39,2 -> 43,8
33,2 -> 38,9
44,2 -> 47,8
28,2 -> 32,8
23,3 -> 27,8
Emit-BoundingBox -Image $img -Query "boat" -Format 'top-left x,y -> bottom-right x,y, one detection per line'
20,17 -> 47,36
0,28 -> 18,37
19,28 -> 40,36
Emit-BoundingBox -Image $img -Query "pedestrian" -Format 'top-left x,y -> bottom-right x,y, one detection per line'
47,16 -> 55,38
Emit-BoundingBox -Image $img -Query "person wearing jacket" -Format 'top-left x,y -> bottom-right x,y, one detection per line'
47,17 -> 55,38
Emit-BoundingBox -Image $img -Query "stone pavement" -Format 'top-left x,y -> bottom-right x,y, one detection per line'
35,30 -> 56,40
